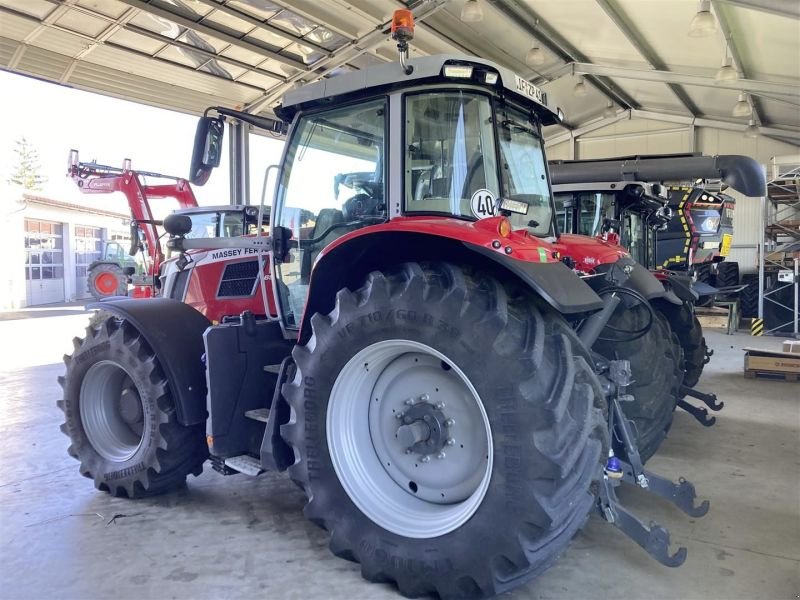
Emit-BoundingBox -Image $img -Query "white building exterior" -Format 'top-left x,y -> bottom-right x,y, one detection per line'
0,188 -> 130,309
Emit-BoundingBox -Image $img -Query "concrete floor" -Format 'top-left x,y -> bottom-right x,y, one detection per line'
0,309 -> 798,599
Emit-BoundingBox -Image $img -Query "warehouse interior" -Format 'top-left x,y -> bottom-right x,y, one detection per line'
0,0 -> 798,599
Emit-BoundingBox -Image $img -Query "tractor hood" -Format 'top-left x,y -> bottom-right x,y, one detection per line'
553,233 -> 630,273
549,154 -> 766,197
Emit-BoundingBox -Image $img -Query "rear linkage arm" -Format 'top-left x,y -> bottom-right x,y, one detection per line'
596,360 -> 710,568
677,385 -> 724,427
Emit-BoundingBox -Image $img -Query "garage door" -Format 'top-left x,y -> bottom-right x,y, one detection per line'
24,219 -> 65,306
74,225 -> 102,299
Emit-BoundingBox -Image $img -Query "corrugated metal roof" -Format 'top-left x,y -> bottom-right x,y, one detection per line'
0,0 -> 797,142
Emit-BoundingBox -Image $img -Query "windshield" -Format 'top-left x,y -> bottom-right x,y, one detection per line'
553,191 -> 616,236
496,106 -> 552,236
405,92 -> 500,218
185,212 -> 218,238
403,92 -> 553,236
275,98 -> 387,327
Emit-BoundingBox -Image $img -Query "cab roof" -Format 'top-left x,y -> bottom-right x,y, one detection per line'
277,54 -> 561,125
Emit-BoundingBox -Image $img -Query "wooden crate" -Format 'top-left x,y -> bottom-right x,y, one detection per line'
744,348 -> 800,382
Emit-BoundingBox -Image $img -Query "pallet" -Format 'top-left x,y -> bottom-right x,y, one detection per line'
743,347 -> 800,383
744,369 -> 799,382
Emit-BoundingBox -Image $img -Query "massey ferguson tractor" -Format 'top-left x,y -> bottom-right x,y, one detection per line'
68,151 -> 267,302
58,12 -> 713,599
549,154 -> 765,401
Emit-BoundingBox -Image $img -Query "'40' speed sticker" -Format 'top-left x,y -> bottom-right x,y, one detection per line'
470,189 -> 496,219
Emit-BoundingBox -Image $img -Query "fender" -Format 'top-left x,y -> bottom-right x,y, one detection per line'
657,271 -> 699,303
299,228 -> 604,342
88,298 -> 211,426
591,258 -> 682,306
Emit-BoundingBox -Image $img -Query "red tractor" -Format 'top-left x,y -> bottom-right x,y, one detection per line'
68,151 -> 268,311
549,154 -> 766,423
58,13 -> 709,598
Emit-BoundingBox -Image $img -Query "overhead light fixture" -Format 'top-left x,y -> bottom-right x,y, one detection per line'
715,58 -> 738,82
689,0 -> 717,37
460,0 -> 483,22
744,119 -> 760,138
573,76 -> 588,97
526,44 -> 545,66
732,93 -> 751,117
603,102 -> 616,118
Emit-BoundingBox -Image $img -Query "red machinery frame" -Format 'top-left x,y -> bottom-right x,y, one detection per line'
68,149 -> 198,297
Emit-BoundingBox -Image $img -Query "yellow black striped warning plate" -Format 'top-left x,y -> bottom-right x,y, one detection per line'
751,318 -> 764,336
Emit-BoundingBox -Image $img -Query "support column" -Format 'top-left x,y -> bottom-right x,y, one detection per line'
228,120 -> 251,205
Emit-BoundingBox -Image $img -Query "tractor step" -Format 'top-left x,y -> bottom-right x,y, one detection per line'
244,408 -> 270,422
223,454 -> 263,476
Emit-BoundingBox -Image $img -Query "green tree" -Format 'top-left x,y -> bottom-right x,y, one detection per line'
8,137 -> 47,191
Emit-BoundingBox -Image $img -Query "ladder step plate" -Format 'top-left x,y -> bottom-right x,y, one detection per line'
244,408 -> 270,422
224,455 -> 262,476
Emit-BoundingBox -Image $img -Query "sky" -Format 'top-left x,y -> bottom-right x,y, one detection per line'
0,70 -> 285,215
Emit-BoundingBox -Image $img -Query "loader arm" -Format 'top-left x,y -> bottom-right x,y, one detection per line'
67,149 -> 198,277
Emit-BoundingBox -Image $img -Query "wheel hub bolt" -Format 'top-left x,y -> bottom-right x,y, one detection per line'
445,418 -> 455,427
436,402 -> 445,409
446,438 -> 455,446
405,448 -> 413,454
395,412 -> 404,419
421,456 -> 430,463
404,398 -> 415,406
419,393 -> 429,402
437,452 -> 446,460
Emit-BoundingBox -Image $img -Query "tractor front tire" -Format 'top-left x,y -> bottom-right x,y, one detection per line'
739,274 -> 759,319
593,298 -> 683,464
715,261 -> 740,289
657,301 -> 708,389
87,263 -> 127,299
58,315 -> 207,497
282,262 -> 608,599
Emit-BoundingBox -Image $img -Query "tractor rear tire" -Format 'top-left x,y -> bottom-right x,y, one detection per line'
282,262 -> 608,599
715,261 -> 740,289
657,302 -> 708,389
592,297 -> 683,464
58,315 -> 207,497
87,263 -> 127,299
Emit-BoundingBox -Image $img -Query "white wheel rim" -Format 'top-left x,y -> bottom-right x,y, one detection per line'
80,360 -> 144,462
327,340 -> 492,539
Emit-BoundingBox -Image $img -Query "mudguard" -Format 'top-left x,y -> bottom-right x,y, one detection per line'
664,272 -> 700,303
468,245 -> 604,314
88,298 -> 211,426
591,257 -> 682,306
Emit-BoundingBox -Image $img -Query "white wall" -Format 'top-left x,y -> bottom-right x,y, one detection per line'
0,187 -> 130,309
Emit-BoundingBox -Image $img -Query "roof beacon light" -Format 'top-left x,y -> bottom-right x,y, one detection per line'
484,71 -> 498,85
391,9 -> 415,41
391,9 -> 415,75
444,65 -> 474,79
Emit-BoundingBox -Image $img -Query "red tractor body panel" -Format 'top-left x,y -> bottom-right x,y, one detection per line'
180,251 -> 277,322
552,233 -> 630,274
321,215 -> 561,264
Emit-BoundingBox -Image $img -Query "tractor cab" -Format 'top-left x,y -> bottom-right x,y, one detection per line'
553,181 -> 671,269
189,49 -> 575,331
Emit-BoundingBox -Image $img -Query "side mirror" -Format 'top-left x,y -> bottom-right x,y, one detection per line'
189,116 -> 224,186
164,213 -> 193,237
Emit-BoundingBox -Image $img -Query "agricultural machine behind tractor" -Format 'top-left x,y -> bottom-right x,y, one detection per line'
68,151 -> 267,302
58,12 -> 716,599
550,154 -> 764,315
